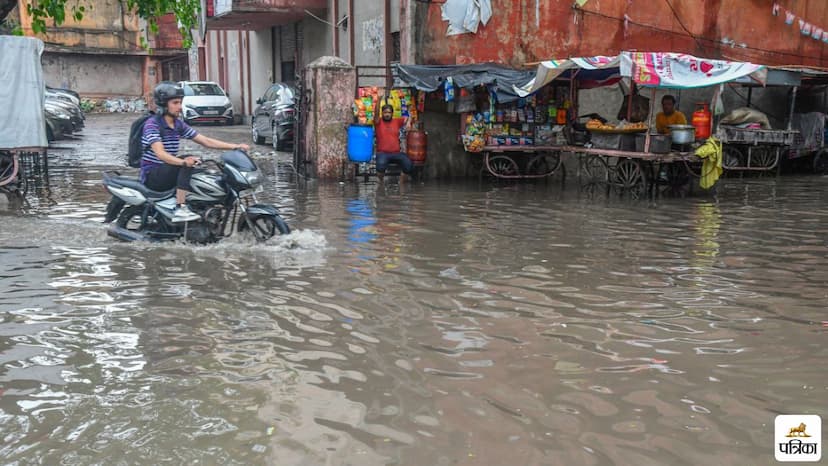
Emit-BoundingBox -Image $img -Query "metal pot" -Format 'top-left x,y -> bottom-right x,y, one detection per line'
668,125 -> 696,144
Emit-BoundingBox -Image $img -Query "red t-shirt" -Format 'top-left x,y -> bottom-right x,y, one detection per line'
376,118 -> 405,153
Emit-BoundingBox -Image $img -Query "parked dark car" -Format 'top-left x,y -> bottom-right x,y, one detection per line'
46,85 -> 80,101
44,110 -> 65,142
251,83 -> 296,151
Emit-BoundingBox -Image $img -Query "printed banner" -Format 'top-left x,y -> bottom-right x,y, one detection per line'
620,52 -> 765,88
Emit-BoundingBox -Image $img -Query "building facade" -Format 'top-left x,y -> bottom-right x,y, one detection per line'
419,0 -> 828,68
197,0 -> 415,121
12,1 -> 188,103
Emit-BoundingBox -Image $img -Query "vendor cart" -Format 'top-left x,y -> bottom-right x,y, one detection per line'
716,126 -> 797,172
480,146 -> 563,179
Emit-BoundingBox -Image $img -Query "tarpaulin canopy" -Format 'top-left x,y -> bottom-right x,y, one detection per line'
515,56 -> 621,97
620,52 -> 767,88
0,36 -> 47,150
516,52 -> 769,97
396,63 -> 536,103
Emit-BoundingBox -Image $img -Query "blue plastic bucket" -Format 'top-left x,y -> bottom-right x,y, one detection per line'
347,124 -> 374,163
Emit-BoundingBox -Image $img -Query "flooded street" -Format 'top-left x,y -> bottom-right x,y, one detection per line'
1,114 -> 827,465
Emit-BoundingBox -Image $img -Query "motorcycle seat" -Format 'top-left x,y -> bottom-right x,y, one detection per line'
108,176 -> 175,201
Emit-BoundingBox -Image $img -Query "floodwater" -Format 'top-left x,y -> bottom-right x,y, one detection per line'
1,115 -> 826,465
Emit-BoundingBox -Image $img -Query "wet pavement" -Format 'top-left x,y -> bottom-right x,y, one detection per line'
1,114 -> 827,465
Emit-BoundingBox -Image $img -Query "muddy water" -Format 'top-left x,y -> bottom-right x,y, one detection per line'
0,115 -> 826,465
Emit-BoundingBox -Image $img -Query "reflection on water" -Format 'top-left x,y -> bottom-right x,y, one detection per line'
2,147 -> 828,464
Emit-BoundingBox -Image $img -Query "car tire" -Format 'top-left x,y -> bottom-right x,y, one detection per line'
225,117 -> 233,126
252,121 -> 265,145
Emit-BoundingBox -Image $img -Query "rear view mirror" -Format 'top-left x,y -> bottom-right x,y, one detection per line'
256,98 -> 263,105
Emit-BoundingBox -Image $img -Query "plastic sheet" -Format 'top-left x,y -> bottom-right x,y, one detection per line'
0,36 -> 47,150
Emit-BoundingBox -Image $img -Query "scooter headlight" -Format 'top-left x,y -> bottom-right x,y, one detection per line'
241,170 -> 262,187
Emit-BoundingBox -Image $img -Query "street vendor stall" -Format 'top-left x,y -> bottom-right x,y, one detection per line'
348,84 -> 425,180
515,52 -> 771,194
396,63 -> 569,179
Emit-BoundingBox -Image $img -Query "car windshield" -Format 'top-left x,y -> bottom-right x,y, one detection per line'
183,83 -> 225,96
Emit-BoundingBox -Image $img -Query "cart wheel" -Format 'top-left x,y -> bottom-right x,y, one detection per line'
814,149 -> 828,175
488,155 -> 519,177
751,147 -> 776,169
722,146 -> 743,171
612,158 -> 648,198
582,155 -> 608,182
526,151 -> 561,176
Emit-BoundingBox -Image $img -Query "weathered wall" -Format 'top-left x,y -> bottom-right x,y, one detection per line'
354,0 -> 386,86
42,53 -> 143,97
16,0 -> 142,51
301,16 -> 332,67
249,29 -> 275,104
418,0 -> 828,68
304,57 -> 357,180
205,29 -> 262,121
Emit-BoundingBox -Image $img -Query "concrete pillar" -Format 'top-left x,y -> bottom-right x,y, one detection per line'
303,56 -> 356,180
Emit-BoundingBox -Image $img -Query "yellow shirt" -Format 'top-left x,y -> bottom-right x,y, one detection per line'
656,111 -> 688,134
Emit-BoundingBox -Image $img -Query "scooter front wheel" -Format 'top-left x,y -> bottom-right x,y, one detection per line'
240,213 -> 290,242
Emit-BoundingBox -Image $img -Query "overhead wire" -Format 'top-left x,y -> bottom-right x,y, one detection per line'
574,6 -> 825,64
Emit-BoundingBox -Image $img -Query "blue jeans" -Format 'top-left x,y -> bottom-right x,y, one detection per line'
376,152 -> 413,174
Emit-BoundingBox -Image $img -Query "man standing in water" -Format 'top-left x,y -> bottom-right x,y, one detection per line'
374,98 -> 413,184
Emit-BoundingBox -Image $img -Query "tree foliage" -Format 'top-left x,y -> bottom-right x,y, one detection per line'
22,0 -> 200,49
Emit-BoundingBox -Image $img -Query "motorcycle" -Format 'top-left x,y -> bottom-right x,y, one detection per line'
103,149 -> 290,243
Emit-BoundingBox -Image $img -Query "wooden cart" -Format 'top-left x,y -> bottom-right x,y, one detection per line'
559,145 -> 701,198
717,126 -> 798,173
480,145 -> 564,179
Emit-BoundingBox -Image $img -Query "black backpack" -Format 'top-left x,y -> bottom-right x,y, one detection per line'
126,111 -> 163,168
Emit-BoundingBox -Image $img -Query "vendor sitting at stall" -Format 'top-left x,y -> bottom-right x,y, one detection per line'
374,99 -> 413,183
656,95 -> 687,134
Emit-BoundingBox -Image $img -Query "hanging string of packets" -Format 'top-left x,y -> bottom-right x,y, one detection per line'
773,2 -> 828,43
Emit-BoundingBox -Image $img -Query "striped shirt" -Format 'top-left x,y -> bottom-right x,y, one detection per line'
141,116 -> 198,166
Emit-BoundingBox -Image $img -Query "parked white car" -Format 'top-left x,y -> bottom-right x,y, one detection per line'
178,81 -> 234,125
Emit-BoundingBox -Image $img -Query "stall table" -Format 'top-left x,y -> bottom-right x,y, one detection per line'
558,145 -> 701,197
716,127 -> 798,173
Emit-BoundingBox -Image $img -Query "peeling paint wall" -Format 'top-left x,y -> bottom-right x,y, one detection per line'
418,0 -> 828,68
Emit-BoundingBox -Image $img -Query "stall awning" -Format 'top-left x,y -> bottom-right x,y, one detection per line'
395,63 -> 536,103
516,52 -> 770,97
514,56 -> 622,96
620,52 -> 766,88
